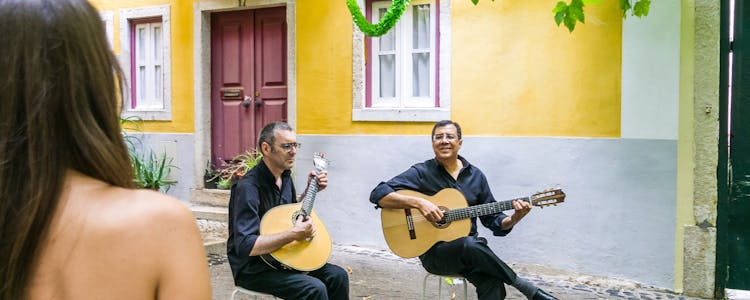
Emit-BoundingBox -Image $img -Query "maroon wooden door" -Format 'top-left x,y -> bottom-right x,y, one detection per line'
211,7 -> 287,165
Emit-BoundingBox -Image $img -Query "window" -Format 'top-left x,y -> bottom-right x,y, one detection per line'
131,18 -> 163,110
119,5 -> 171,120
352,0 -> 450,122
371,1 -> 435,108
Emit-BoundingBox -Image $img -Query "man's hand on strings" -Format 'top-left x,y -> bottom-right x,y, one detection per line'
310,170 -> 328,192
417,198 -> 444,223
501,200 -> 532,230
291,215 -> 315,241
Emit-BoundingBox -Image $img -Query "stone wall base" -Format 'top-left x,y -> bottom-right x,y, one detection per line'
682,225 -> 716,298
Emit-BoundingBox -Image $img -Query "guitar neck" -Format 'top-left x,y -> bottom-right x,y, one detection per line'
444,197 -> 530,222
299,180 -> 319,216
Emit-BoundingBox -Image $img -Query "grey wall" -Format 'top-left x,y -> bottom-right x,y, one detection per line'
127,132 -> 196,201
131,131 -> 677,288
294,135 -> 677,289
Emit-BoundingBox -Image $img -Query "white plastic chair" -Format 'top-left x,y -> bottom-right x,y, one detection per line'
422,273 -> 469,299
229,286 -> 278,300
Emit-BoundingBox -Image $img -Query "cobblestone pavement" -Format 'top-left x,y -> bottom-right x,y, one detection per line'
207,244 -> 709,300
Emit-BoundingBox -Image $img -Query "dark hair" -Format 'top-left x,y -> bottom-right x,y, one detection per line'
431,120 -> 462,140
258,121 -> 293,153
0,0 -> 135,298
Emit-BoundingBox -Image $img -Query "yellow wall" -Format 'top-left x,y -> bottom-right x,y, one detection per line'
674,0 -> 695,293
97,0 -> 621,136
92,0 -> 194,133
296,0 -> 622,137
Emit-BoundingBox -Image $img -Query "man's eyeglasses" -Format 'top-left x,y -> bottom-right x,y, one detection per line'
433,134 -> 457,142
276,142 -> 302,152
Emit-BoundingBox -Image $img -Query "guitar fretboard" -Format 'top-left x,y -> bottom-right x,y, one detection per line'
444,197 -> 530,222
300,179 -> 319,216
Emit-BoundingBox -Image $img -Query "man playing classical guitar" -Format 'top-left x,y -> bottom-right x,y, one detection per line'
227,122 -> 349,299
369,120 -> 558,300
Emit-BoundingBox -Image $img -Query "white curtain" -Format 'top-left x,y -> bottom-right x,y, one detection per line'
412,4 -> 430,97
379,8 -> 396,98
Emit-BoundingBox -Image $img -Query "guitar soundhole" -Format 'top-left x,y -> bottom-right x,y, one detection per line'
291,211 -> 313,241
434,219 -> 448,228
291,211 -> 302,223
432,206 -> 450,229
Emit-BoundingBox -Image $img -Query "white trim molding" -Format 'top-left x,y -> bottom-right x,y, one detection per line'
100,11 -> 114,49
351,0 -> 451,122
119,5 -> 172,121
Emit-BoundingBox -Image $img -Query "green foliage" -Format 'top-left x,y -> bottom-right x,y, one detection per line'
553,0 -> 651,32
216,177 -> 232,190
209,149 -> 263,189
631,0 -> 650,18
120,116 -> 141,151
351,0 -> 652,34
553,0 -> 585,32
121,117 -> 179,192
132,150 -> 178,192
346,0 -> 410,37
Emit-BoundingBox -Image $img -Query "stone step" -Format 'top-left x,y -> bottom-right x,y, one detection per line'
190,188 -> 230,207
191,205 -> 228,222
204,240 -> 226,256
196,218 -> 228,256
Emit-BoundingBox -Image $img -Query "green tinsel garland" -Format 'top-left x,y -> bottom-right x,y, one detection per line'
346,0 -> 410,37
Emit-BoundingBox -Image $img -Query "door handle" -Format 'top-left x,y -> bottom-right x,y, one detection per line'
254,98 -> 263,107
241,96 -> 252,108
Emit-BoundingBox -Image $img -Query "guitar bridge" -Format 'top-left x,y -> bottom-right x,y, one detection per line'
404,209 -> 417,240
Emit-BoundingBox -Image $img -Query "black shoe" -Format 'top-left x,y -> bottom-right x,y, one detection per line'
532,289 -> 559,300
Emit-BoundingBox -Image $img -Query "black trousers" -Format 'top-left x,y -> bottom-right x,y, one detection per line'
237,263 -> 349,300
419,236 -> 518,300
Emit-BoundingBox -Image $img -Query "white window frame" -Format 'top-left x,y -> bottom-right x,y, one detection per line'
371,1 -> 435,109
352,0 -> 451,122
119,5 -> 172,121
100,11 -> 114,49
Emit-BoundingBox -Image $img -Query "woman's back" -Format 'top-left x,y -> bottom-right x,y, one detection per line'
0,0 -> 212,298
27,171 -> 211,300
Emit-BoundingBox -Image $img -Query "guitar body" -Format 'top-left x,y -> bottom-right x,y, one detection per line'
381,187 -> 565,258
259,202 -> 332,271
381,189 -> 471,258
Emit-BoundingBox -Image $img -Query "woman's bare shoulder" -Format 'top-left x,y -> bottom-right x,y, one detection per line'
31,174 -> 209,300
87,186 -> 199,243
63,174 -> 199,251
57,173 -> 198,262
96,187 -> 212,299
108,188 -> 193,221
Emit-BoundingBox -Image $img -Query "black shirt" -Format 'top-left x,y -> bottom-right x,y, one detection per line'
227,159 -> 297,280
369,155 -> 511,236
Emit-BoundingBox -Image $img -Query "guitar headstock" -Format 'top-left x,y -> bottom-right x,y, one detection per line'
530,188 -> 565,208
312,152 -> 329,173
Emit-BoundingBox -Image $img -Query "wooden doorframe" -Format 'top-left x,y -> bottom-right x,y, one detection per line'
717,0 -> 750,296
191,0 -> 297,188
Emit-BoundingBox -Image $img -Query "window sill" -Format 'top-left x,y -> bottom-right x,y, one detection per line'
352,108 -> 449,122
122,110 -> 172,121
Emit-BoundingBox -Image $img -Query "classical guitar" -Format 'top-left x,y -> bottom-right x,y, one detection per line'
259,153 -> 332,271
381,188 -> 565,258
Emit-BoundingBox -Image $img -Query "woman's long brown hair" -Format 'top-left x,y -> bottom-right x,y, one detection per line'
0,0 -> 135,298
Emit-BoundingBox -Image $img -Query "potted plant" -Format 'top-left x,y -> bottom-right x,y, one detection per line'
204,161 -> 220,189
121,117 -> 178,193
131,149 -> 178,192
212,149 -> 263,190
